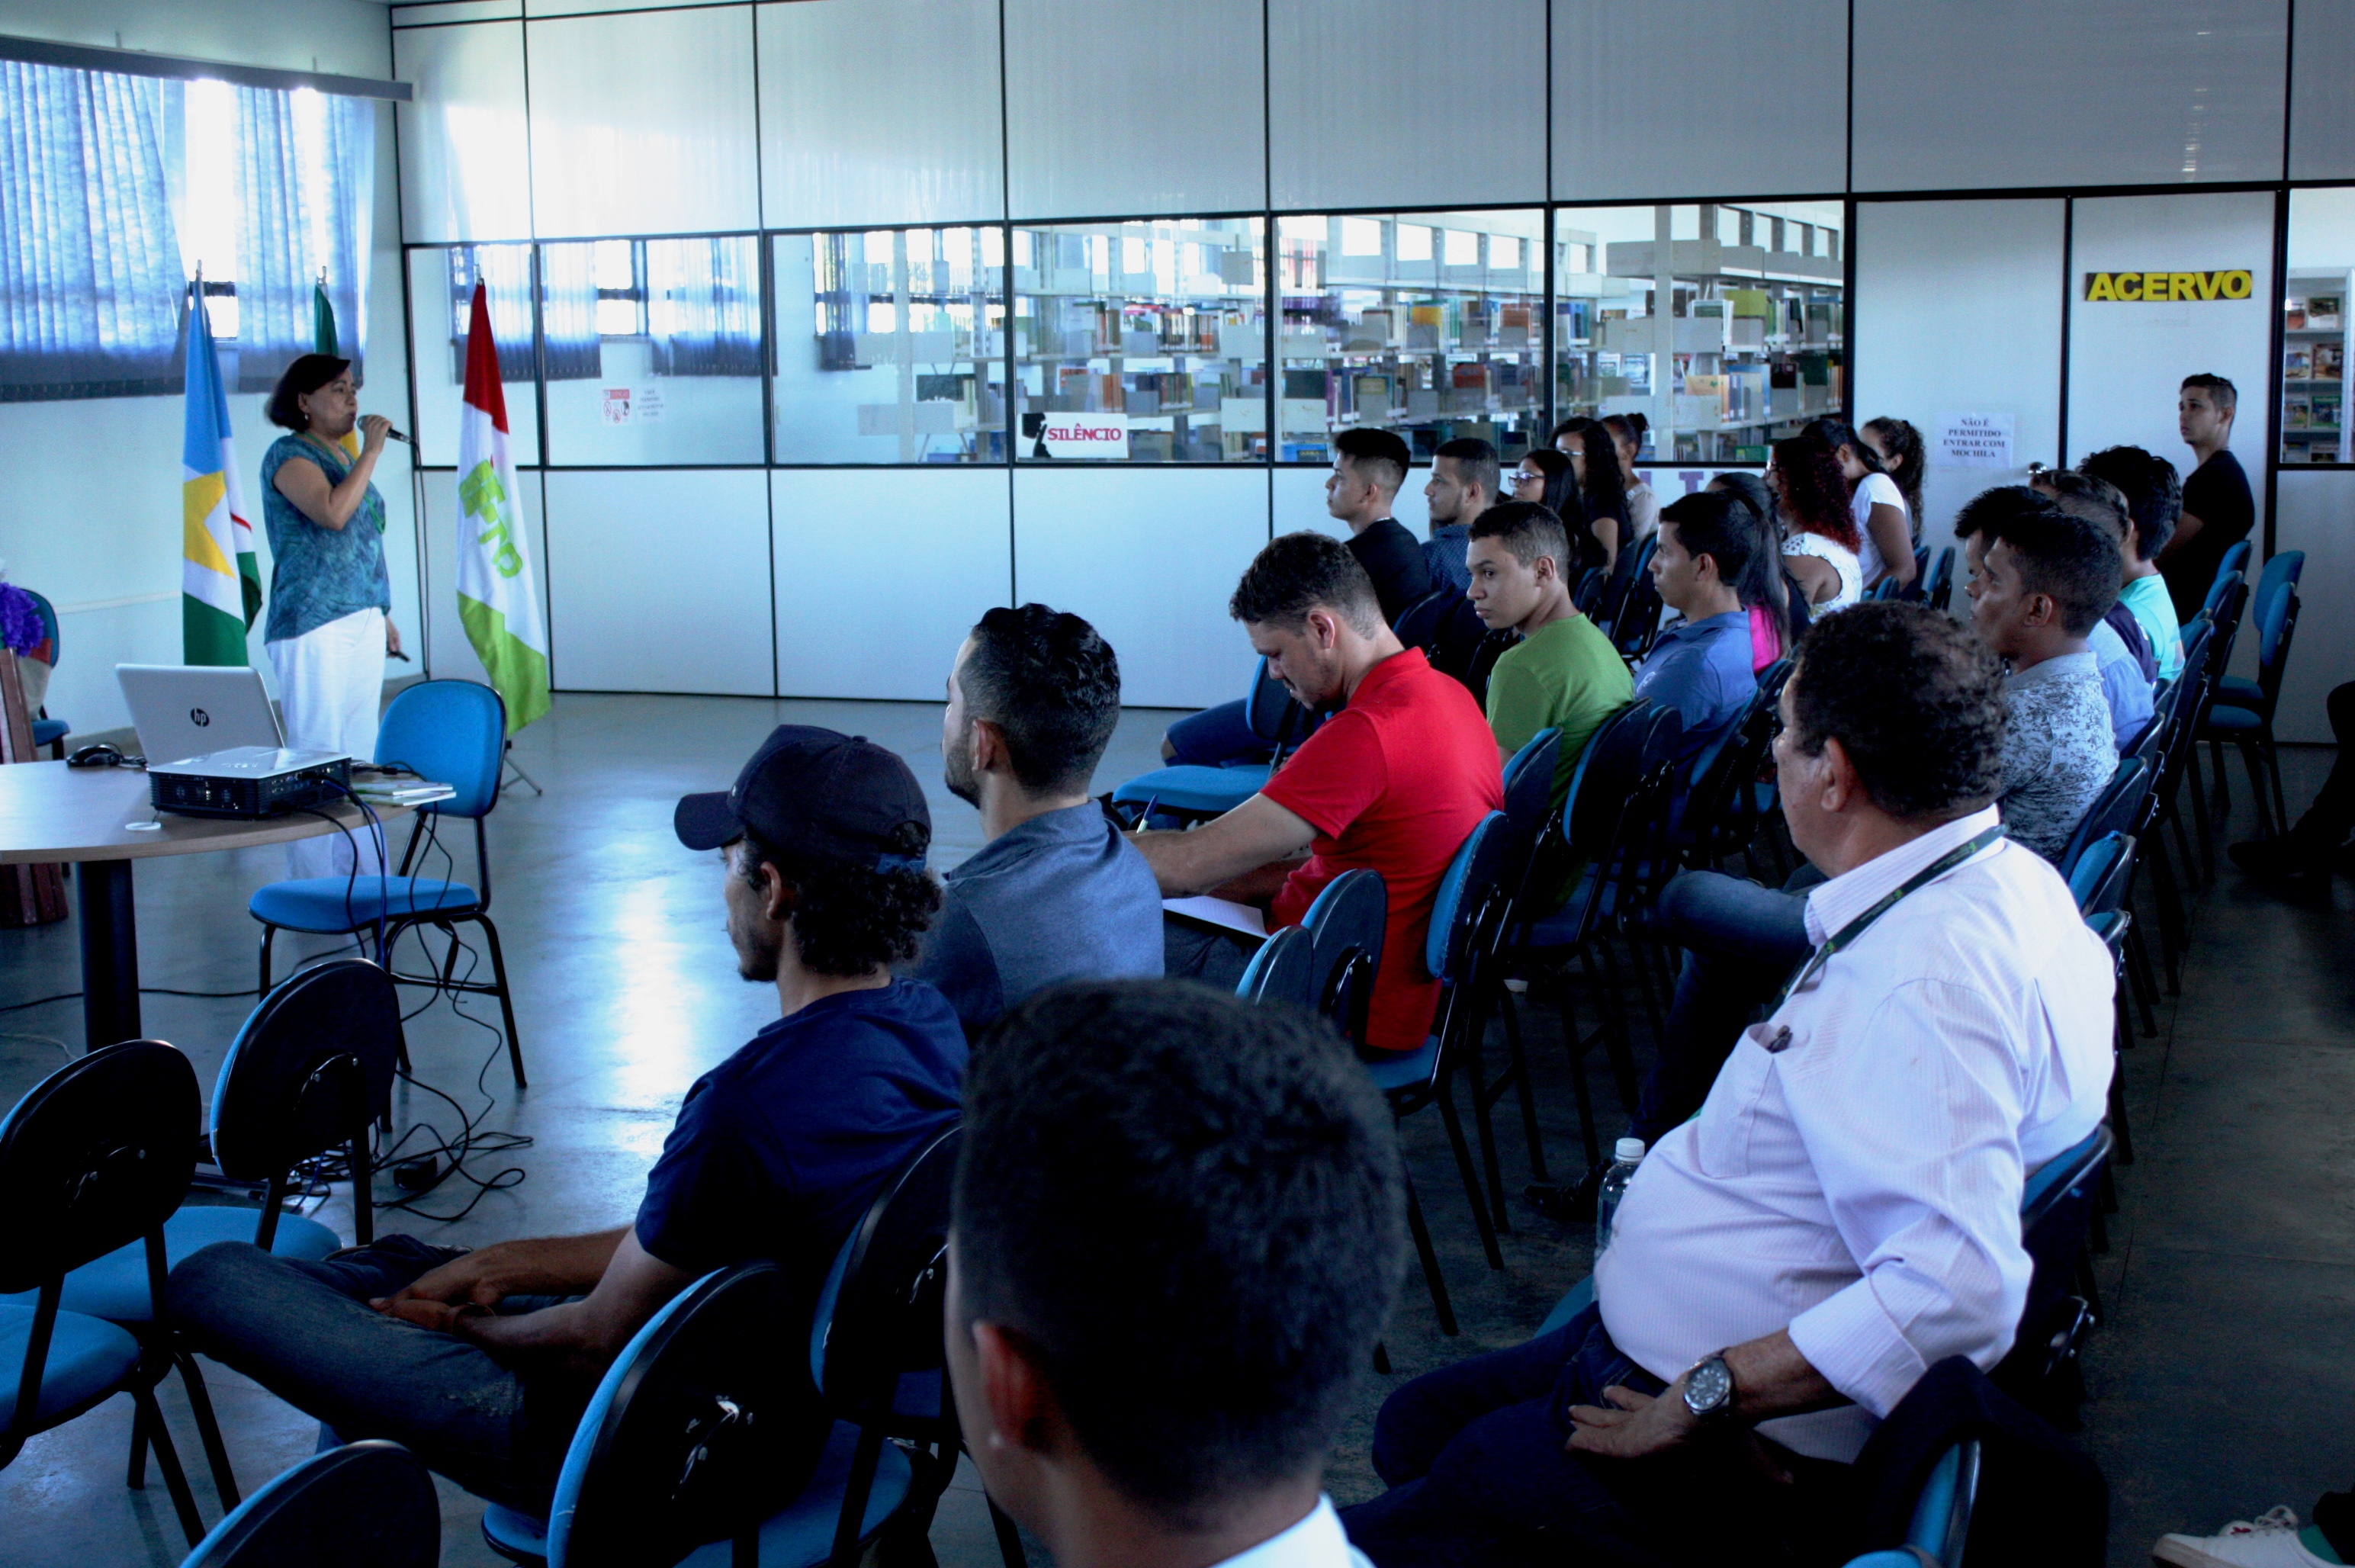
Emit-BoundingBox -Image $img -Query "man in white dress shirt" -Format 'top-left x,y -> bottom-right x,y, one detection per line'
946,980 -> 1399,1568
1342,602 -> 2115,1566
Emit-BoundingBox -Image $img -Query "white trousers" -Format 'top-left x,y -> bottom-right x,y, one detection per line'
268,607 -> 388,879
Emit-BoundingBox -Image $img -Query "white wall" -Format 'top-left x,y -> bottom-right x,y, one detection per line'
0,0 -> 416,741
2271,471 -> 2353,743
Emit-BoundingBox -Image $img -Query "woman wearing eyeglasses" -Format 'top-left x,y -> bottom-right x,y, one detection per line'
261,352 -> 401,876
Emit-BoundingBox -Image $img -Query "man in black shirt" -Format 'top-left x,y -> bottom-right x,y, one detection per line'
1328,426 -> 1431,624
2161,371 -> 2255,621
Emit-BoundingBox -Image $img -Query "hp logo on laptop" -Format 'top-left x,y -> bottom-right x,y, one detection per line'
191,708 -> 210,727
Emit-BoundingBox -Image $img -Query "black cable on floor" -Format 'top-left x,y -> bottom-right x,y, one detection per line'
0,984 -> 266,1014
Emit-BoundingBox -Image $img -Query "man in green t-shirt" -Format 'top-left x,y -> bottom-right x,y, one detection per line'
1467,500 -> 1634,815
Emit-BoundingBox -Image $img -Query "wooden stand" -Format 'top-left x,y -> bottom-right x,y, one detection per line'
0,648 -> 68,925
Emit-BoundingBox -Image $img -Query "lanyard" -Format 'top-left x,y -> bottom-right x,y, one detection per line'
1770,825 -> 2004,1011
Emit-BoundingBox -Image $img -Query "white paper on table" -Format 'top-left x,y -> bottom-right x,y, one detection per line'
1162,895 -> 1267,941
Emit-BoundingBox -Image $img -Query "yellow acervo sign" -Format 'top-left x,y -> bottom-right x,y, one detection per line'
2084,269 -> 2254,302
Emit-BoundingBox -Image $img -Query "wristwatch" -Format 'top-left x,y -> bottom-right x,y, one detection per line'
1681,1352 -> 1737,1424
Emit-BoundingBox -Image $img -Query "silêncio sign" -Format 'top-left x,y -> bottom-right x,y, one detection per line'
1039,413 -> 1130,459
2084,269 -> 2254,302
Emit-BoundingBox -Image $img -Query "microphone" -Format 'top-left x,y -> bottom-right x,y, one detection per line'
383,426 -> 412,445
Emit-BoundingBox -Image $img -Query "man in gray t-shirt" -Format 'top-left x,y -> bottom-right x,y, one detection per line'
1963,490 -> 2125,863
913,605 -> 1162,1033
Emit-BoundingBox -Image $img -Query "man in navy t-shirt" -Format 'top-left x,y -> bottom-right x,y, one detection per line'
169,727 -> 965,1512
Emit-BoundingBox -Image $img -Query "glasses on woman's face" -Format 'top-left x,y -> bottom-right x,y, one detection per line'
1512,468 -> 1541,490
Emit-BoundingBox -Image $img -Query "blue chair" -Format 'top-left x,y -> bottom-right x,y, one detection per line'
179,1440 -> 437,1568
1925,545 -> 1958,612
2202,550 -> 2303,838
2066,831 -> 2136,921
485,1129 -> 975,1568
2055,754 -> 2150,887
2209,537 -> 2255,604
1845,1442 -> 1980,1568
249,678 -> 526,1087
1110,658 -> 1305,826
1235,924 -> 1319,1011
1480,728 -> 1563,1190
1675,660 -> 1790,873
1394,585 -> 1490,683
1898,545 -> 1931,602
0,1040 -> 208,1547
1299,868 -> 1387,1052
0,959 -> 397,1506
1870,574 -> 1905,600
23,588 -> 67,756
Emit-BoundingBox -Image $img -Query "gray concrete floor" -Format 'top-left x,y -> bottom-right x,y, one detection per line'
0,696 -> 2347,1566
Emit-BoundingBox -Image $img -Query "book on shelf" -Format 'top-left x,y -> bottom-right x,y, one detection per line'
2286,398 -> 2312,429
1407,304 -> 1446,351
2318,342 -> 2345,380
1498,304 -> 1532,347
2286,346 -> 2313,379
2315,394 -> 2341,428
2312,294 -> 2344,330
1352,372 -> 1393,413
2287,304 -> 2308,330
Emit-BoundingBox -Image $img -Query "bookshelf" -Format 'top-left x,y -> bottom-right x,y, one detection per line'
1270,210 -> 1548,464
1555,203 -> 1845,464
1009,217 -> 1268,463
2282,270 -> 2349,465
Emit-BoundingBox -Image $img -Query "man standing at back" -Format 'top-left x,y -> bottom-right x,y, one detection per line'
1326,426 -> 1431,624
917,603 -> 1162,1034
1466,500 -> 1631,811
1134,532 -> 1502,1054
1422,437 -> 1500,594
949,979 -> 1403,1568
2161,372 -> 2255,620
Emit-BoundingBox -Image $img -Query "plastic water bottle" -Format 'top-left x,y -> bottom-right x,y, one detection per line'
1595,1137 -> 1647,1257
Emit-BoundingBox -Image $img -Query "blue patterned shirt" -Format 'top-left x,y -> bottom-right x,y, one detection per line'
261,433 -> 390,644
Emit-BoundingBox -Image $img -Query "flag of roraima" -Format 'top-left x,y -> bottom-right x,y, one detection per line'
181,291 -> 261,665
455,280 -> 551,734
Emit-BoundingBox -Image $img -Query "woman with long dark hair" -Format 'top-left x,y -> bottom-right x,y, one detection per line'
1554,417 -> 1631,575
1707,471 -> 1810,670
1805,417 -> 1913,589
1505,448 -> 1595,570
1770,433 -> 1863,611
1862,416 -> 1927,544
1602,412 -> 1659,544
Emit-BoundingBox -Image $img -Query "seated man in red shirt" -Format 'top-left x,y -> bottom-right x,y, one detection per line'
1133,531 -> 1503,1052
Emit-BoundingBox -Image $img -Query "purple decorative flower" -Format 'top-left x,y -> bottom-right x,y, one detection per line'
0,583 -> 46,657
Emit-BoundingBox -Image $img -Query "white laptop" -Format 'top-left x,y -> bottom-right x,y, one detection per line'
117,664 -> 285,764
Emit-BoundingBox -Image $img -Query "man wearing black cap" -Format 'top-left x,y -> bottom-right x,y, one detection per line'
168,727 -> 967,1514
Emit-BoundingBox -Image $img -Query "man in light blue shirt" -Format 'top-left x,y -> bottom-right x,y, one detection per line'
2087,618 -> 2154,751
914,605 -> 1163,1033
1632,492 -> 1761,763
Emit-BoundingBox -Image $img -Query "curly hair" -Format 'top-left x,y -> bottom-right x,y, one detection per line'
1772,434 -> 1861,551
739,840 -> 940,976
1789,602 -> 2006,821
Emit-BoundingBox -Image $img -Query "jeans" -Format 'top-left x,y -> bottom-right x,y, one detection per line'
1165,699 -> 1271,767
1341,1306 -> 1847,1567
167,1235 -> 589,1512
1163,915 -> 1260,994
1631,865 -> 1821,1146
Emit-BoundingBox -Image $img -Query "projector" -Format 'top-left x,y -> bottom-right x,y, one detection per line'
148,747 -> 352,819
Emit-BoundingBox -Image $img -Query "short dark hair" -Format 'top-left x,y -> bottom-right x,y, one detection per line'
2076,445 -> 2182,561
955,980 -> 1403,1525
2034,470 -> 2131,540
2182,371 -> 2238,413
1950,484 -> 2051,542
1658,490 -> 1756,584
959,604 -> 1121,795
1333,427 -> 1410,493
1229,531 -> 1382,636
1982,507 -> 2122,636
1467,500 -> 1570,573
266,353 -> 353,432
1432,437 -> 1500,502
737,840 -> 940,976
1788,602 -> 2006,821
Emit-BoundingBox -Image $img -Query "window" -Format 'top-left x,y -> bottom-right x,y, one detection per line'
1276,210 -> 1546,463
2283,188 -> 2355,465
774,224 -> 1009,464
1553,201 -> 1844,464
1011,217 -> 1267,463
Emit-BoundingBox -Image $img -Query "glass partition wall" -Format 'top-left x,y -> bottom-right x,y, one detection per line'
399,201 -> 1846,470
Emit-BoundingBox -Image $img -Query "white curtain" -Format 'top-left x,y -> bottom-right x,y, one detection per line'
233,85 -> 373,391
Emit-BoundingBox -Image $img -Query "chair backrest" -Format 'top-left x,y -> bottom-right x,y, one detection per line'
2014,1122 -> 2112,1385
1871,574 -> 1904,601
1903,1441 -> 1981,1568
24,587 -> 59,667
2064,831 -> 2133,915
374,678 -> 506,818
1608,545 -> 1664,654
2215,537 -> 2254,589
1236,924 -> 1320,1011
1927,545 -> 1958,612
2055,755 -> 2148,880
547,1262 -> 817,1568
1423,811 -> 1512,985
210,960 -> 403,1245
1563,700 -> 1682,859
0,1039 -> 196,1298
812,1124 -> 959,1424
1300,868 -> 1386,1047
1499,727 -> 1561,858
179,1441 -> 439,1568
1463,627 -> 1518,708
1679,665 -> 1786,856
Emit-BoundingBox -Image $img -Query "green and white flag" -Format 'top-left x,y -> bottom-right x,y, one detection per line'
455,280 -> 550,734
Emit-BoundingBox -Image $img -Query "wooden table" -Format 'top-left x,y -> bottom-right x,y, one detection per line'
0,761 -> 406,1051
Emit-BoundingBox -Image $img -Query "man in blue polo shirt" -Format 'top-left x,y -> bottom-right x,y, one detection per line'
915,602 -> 1162,1033
1634,491 -> 1759,764
169,728 -> 965,1512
